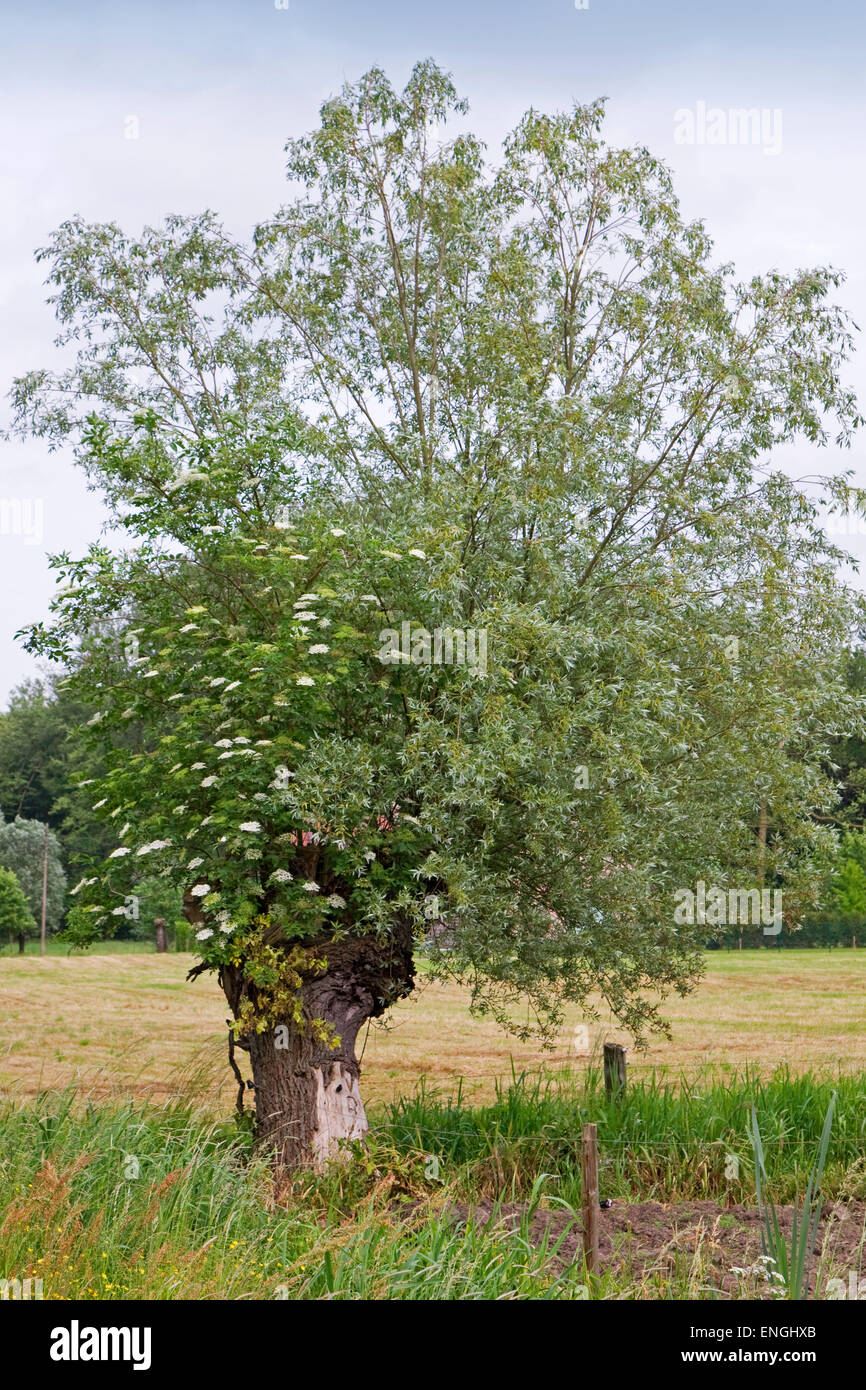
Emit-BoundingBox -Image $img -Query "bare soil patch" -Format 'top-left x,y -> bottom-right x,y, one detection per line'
462,1199 -> 866,1295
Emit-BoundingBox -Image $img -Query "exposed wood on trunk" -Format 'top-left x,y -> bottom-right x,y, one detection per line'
182,887 -> 416,1177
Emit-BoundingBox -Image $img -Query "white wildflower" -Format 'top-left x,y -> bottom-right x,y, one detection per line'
294,611 -> 317,622
108,847 -> 131,858
196,928 -> 214,941
296,676 -> 315,687
201,776 -> 218,787
308,644 -> 329,655
238,821 -> 262,833
408,549 -> 427,559
188,857 -> 204,870
327,894 -> 346,909
190,883 -> 210,897
303,881 -> 320,893
270,869 -> 293,883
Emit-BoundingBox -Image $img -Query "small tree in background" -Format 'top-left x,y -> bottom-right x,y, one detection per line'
0,815 -> 66,947
0,866 -> 37,953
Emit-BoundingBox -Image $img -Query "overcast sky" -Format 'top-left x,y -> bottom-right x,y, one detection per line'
2,0 -> 865,702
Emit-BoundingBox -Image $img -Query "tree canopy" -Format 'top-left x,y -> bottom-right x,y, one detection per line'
0,865 -> 37,944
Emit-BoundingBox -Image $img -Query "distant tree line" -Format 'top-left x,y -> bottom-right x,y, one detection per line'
0,676 -> 188,948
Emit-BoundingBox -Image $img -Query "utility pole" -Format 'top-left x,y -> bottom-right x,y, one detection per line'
40,821 -> 48,956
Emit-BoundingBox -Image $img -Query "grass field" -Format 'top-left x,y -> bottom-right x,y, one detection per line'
3,948 -> 865,1300
1,948 -> 864,1111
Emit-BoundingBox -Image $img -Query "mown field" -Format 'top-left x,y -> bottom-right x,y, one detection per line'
1,948 -> 865,1109
1,949 -> 865,1300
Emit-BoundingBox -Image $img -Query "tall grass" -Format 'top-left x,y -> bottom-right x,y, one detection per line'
381,1064 -> 866,1203
1,1065 -> 864,1299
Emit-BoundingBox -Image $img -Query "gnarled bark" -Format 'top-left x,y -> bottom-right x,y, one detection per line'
217,922 -> 415,1175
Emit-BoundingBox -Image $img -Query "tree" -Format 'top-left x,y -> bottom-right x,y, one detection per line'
0,866 -> 37,953
0,680 -> 68,827
0,677 -> 121,872
12,63 -> 866,1175
821,646 -> 866,829
0,815 -> 66,946
831,857 -> 866,915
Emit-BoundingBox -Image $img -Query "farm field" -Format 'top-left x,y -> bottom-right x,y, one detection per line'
1,948 -> 864,1110
2,947 -> 865,1301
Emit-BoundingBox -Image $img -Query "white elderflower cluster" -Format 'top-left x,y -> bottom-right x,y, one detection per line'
70,877 -> 97,895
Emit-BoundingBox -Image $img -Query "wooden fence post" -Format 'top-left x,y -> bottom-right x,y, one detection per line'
581,1121 -> 599,1275
603,1042 -> 627,1100
154,917 -> 167,954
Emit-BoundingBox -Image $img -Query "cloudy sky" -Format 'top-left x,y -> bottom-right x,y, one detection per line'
1,0 -> 864,701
